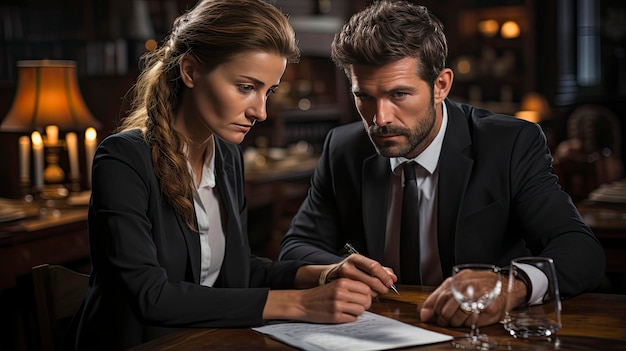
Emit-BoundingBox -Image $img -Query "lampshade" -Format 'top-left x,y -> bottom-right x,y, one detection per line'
0,60 -> 100,132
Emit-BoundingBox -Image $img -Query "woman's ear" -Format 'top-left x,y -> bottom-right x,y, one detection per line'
433,68 -> 454,104
180,55 -> 197,88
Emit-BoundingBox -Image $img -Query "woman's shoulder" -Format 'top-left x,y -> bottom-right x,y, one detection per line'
98,129 -> 150,159
102,128 -> 145,144
101,129 -> 147,148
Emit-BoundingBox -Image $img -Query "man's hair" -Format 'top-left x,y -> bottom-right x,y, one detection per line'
331,0 -> 447,85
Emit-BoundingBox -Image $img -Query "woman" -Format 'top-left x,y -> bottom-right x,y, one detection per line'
66,1 -> 396,349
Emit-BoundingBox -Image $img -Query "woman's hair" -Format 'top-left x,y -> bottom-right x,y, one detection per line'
119,0 -> 300,230
331,0 -> 447,86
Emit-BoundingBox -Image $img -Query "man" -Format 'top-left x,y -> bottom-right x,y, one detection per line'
279,0 -> 605,327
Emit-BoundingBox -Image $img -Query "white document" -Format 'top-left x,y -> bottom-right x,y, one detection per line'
252,311 -> 453,351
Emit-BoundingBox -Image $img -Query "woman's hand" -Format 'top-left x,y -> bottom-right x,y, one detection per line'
419,275 -> 527,327
264,278 -> 373,323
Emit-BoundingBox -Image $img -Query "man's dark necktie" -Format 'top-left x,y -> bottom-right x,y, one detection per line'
400,162 -> 421,284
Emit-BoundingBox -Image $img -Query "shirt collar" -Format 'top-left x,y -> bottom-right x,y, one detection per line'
390,100 -> 448,175
187,136 -> 217,189
202,136 -> 216,188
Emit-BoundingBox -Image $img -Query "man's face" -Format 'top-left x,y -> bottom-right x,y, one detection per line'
349,57 -> 441,159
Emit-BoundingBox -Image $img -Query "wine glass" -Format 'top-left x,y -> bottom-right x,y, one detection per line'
450,264 -> 502,350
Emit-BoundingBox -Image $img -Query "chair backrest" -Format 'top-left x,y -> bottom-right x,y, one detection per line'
554,104 -> 624,201
32,264 -> 89,351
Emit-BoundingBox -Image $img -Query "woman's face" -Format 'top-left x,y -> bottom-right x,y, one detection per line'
177,51 -> 287,145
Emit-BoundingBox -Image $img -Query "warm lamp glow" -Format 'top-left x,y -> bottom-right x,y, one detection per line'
31,131 -> 44,189
46,125 -> 59,145
515,111 -> 540,123
516,92 -> 551,123
0,60 -> 100,132
85,127 -> 98,187
478,19 -> 499,37
500,21 -> 521,39
520,92 -> 550,118
457,59 -> 472,75
145,39 -> 158,51
31,130 -> 43,146
85,127 -> 97,141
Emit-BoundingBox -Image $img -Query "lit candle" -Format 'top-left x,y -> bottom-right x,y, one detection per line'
19,136 -> 30,184
31,131 -> 44,190
46,125 -> 59,146
66,132 -> 79,178
85,127 -> 98,187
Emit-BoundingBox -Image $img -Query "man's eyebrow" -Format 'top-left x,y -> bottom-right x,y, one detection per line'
386,85 -> 417,93
352,85 -> 417,94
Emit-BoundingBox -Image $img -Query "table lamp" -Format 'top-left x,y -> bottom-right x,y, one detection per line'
1,60 -> 101,198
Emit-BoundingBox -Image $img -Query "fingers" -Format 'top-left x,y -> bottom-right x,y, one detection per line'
419,278 -> 469,326
419,289 -> 438,322
448,304 -> 473,327
419,278 -> 505,327
331,279 -> 373,314
336,254 -> 397,294
302,278 -> 373,324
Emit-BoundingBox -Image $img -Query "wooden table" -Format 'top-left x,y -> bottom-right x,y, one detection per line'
0,206 -> 90,290
0,203 -> 90,351
130,285 -> 625,350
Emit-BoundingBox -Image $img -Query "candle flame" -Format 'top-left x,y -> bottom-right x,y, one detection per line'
31,131 -> 43,146
85,127 -> 97,141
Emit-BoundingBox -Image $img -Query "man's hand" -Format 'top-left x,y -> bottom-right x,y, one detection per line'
419,275 -> 528,327
322,253 -> 398,296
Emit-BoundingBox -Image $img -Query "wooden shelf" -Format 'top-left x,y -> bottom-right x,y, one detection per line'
446,1 -> 536,106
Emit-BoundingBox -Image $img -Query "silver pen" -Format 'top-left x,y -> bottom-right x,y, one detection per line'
344,242 -> 400,295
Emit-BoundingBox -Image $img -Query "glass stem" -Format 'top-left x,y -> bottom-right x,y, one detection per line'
469,312 -> 481,342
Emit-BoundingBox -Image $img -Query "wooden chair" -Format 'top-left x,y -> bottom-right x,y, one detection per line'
32,264 -> 89,351
554,104 -> 624,202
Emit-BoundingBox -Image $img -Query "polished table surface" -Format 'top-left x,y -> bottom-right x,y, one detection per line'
130,285 -> 625,350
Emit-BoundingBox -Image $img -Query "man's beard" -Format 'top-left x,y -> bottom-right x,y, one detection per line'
366,102 -> 436,158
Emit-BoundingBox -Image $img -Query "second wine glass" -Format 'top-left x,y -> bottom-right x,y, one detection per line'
450,264 -> 502,350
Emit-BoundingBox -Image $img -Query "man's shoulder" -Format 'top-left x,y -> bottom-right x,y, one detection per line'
450,100 -> 529,128
329,121 -> 367,137
446,100 -> 539,142
326,121 -> 373,152
446,101 -> 546,157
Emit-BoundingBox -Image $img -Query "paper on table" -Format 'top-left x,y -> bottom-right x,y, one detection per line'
252,311 -> 452,351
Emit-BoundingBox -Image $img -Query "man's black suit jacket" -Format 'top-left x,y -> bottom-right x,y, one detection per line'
279,99 -> 605,298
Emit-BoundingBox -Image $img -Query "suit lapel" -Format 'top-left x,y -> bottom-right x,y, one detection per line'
214,140 -> 242,237
213,139 -> 248,288
176,199 -> 201,284
362,154 -> 392,262
176,139 -> 245,286
437,100 -> 473,276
